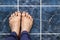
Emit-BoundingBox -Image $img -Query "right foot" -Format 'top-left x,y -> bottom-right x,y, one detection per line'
9,11 -> 21,36
21,12 -> 33,33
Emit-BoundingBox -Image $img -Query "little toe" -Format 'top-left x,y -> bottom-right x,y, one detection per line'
26,13 -> 31,19
28,14 -> 33,21
9,17 -> 12,20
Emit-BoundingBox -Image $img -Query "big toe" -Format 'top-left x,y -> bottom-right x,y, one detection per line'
17,11 -> 21,17
22,11 -> 26,17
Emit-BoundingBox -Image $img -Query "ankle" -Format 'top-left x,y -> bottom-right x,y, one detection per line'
12,30 -> 19,36
21,29 -> 29,33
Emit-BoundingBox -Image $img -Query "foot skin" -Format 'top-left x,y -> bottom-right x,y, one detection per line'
9,11 -> 21,36
21,12 -> 33,33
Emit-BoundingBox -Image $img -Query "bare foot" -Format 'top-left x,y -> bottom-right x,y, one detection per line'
21,12 -> 33,33
9,11 -> 21,36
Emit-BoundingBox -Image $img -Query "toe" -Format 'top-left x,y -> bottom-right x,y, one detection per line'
11,14 -> 13,17
9,17 -> 11,21
22,11 -> 26,17
30,16 -> 33,21
25,12 -> 29,17
25,12 -> 31,19
15,12 -> 18,16
17,11 -> 21,16
28,15 -> 31,19
28,14 -> 33,21
11,13 -> 15,17
26,13 -> 31,19
31,17 -> 33,21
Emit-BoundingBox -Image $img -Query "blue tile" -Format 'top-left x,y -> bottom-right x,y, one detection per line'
42,7 -> 57,21
42,0 -> 60,5
30,35 -> 40,40
19,0 -> 40,5
19,7 -> 40,19
42,7 -> 60,33
0,0 -> 17,5
0,7 -> 17,33
0,35 -> 8,40
19,7 -> 40,33
42,35 -> 60,40
30,19 -> 40,33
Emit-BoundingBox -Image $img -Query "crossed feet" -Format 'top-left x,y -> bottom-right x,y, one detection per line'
9,11 -> 33,36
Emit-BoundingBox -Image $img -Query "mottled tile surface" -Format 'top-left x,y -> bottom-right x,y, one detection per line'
0,0 -> 40,40
0,7 -> 17,33
42,34 -> 60,40
42,7 -> 60,33
0,0 -> 17,5
0,7 -> 40,40
19,7 -> 40,33
42,0 -> 60,5
0,35 -> 8,40
19,0 -> 40,5
30,35 -> 40,40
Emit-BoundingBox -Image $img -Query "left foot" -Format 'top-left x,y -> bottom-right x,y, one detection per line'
9,11 -> 21,36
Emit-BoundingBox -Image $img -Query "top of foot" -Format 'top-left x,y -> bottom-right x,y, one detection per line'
9,11 -> 21,36
21,11 -> 33,33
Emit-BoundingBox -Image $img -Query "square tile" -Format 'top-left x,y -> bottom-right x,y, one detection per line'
19,0 -> 40,5
19,7 -> 40,33
42,34 -> 60,40
42,7 -> 60,33
42,0 -> 60,5
0,0 -> 17,5
0,7 -> 17,33
0,35 -> 9,40
30,35 -> 40,40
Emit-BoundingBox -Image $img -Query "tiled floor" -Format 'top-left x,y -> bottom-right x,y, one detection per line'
0,0 -> 17,5
0,0 -> 40,40
42,34 -> 60,40
19,0 -> 40,5
42,7 -> 60,33
42,0 -> 60,5
42,0 -> 60,40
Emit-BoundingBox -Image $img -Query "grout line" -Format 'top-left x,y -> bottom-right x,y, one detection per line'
40,5 -> 41,40
17,0 -> 19,11
42,5 -> 60,7
19,5 -> 40,7
1,5 -> 60,7
40,0 -> 42,40
0,33 -> 10,35
0,5 -> 17,7
0,5 -> 40,7
41,33 -> 60,35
